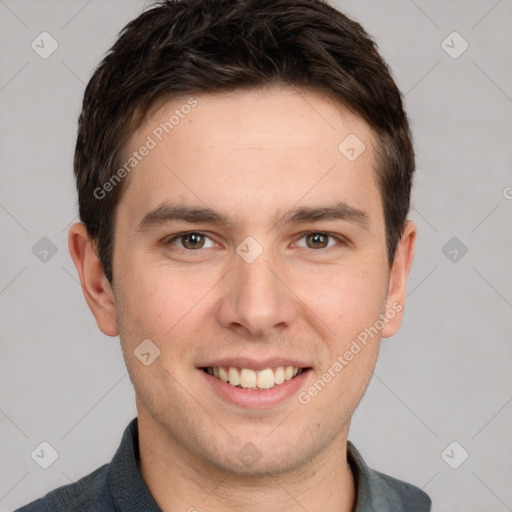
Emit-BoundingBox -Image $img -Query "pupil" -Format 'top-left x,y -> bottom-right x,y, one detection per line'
307,233 -> 328,248
184,233 -> 203,249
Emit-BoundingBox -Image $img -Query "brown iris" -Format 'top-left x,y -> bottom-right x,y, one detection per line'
180,232 -> 205,249
305,233 -> 329,249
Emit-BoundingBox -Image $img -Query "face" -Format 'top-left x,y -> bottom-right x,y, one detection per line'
76,86 -> 414,476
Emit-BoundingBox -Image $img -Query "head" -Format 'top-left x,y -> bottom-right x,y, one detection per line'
74,0 -> 414,285
69,0 -> 416,477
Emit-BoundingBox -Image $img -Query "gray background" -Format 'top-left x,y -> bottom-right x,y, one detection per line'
0,0 -> 511,510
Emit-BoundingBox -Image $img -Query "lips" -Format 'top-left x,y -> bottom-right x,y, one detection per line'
200,363 -> 312,409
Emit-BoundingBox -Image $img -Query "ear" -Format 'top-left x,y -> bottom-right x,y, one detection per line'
68,223 -> 118,337
380,220 -> 416,338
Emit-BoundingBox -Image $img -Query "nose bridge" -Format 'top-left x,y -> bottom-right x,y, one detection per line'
217,243 -> 295,336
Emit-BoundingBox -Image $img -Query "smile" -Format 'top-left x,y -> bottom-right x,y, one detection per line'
203,366 -> 305,390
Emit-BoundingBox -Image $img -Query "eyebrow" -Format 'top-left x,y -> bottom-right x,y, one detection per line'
136,201 -> 369,232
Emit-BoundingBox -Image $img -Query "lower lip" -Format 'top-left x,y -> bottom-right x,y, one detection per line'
199,368 -> 312,409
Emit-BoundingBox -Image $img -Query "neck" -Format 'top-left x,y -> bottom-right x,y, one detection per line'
137,409 -> 356,512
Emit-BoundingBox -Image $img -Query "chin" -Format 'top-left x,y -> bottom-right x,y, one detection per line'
213,452 -> 304,477
200,434 -> 313,478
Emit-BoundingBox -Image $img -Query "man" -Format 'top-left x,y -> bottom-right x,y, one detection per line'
17,0 -> 431,510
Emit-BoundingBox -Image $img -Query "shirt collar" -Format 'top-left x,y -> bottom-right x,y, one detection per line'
347,440 -> 429,511
106,417 -> 161,511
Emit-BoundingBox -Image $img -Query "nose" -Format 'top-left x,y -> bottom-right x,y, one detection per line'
216,245 -> 298,338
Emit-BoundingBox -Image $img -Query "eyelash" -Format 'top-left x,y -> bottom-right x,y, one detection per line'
164,231 -> 348,251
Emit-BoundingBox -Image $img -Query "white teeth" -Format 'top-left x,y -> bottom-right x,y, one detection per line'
257,368 -> 275,389
274,366 -> 285,385
239,368 -> 257,388
228,366 -> 240,386
206,365 -> 304,390
219,367 -> 229,382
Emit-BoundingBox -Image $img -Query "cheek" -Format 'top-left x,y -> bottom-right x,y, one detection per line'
114,266 -> 204,387
115,260 -> 221,342
301,262 -> 388,338
299,267 -> 385,415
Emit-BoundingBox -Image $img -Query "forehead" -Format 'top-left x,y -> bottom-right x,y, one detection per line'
117,86 -> 382,229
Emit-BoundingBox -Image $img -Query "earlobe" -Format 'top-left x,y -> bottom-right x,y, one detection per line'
381,221 -> 416,338
68,223 -> 119,337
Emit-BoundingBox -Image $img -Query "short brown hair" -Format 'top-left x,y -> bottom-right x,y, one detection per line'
74,0 -> 414,284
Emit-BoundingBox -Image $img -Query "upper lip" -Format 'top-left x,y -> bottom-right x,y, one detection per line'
198,357 -> 311,372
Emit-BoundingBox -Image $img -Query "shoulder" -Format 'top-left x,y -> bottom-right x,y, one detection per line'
347,440 -> 432,512
14,463 -> 114,512
374,470 -> 432,511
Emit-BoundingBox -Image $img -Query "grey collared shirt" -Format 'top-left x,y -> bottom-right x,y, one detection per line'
16,418 -> 432,511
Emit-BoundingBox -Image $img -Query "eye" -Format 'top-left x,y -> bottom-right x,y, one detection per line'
165,232 -> 216,250
294,232 -> 344,249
